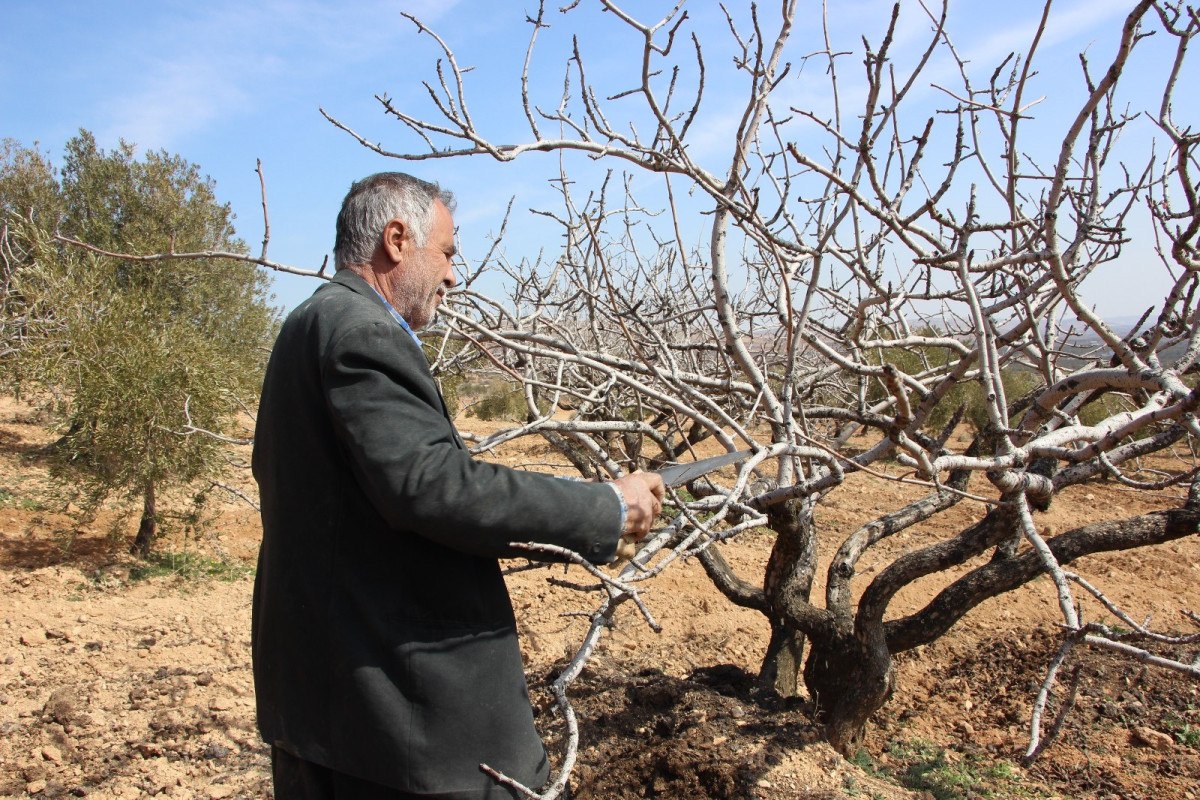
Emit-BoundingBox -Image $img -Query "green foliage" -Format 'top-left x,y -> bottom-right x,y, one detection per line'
877,739 -> 1040,799
0,487 -> 46,511
470,382 -> 531,421
436,373 -> 463,417
865,328 -> 962,433
1166,712 -> 1200,748
423,339 -> 480,418
0,140 -> 64,351
127,549 -> 254,582
1077,392 -> 1130,428
865,328 -> 1044,435
1175,724 -> 1200,748
0,131 -> 279,556
848,747 -> 876,772
0,139 -> 62,227
961,368 -> 1041,434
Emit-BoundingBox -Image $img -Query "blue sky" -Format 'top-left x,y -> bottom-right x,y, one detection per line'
3,0 -> 1190,318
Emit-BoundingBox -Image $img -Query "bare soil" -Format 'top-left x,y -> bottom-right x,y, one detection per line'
1,395 -> 1198,799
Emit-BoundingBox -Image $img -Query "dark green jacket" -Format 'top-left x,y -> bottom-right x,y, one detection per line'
251,269 -> 622,797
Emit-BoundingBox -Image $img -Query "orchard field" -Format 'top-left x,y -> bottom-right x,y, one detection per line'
1,395 -> 1198,800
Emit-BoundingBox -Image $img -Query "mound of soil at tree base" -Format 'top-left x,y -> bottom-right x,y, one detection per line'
538,663 -> 912,799
542,639 -> 1200,800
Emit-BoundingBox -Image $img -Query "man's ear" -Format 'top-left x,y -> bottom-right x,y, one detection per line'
381,218 -> 409,265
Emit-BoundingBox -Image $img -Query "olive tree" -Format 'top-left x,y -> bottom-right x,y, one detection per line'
0,131 -> 278,557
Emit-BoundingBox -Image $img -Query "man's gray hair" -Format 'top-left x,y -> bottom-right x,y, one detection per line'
333,172 -> 456,271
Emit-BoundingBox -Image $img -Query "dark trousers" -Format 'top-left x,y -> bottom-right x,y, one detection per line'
271,746 -> 426,800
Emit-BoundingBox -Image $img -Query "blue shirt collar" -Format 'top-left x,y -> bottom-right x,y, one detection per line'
368,287 -> 423,347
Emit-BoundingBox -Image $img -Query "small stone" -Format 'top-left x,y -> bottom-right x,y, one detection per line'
1123,700 -> 1146,717
19,631 -> 45,647
27,780 -> 47,795
41,746 -> 62,763
43,688 -> 80,729
195,672 -> 214,687
756,779 -> 773,788
208,698 -> 234,712
135,742 -> 163,758
208,785 -> 235,799
956,721 -> 975,737
203,743 -> 230,760
1132,726 -> 1174,751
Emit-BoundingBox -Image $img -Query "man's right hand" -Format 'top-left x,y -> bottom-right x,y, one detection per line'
612,471 -> 665,541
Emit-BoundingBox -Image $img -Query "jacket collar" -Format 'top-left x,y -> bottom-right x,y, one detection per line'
330,267 -> 383,307
328,268 -> 423,345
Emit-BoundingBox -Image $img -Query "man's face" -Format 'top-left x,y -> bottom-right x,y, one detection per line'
390,201 -> 457,330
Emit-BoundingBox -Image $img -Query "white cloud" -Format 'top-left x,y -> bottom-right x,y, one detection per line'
954,0 -> 1133,74
99,58 -> 254,151
94,0 -> 455,150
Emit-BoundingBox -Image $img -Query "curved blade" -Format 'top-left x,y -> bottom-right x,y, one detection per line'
655,449 -> 754,487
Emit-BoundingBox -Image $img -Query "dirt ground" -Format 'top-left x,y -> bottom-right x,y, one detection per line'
1,395 -> 1199,799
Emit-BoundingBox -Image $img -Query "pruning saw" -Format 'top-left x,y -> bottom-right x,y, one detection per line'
613,449 -> 756,563
654,448 -> 756,487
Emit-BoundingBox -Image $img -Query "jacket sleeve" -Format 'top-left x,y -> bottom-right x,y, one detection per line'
321,317 -> 622,563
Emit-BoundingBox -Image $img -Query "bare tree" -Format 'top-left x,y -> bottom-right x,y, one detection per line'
323,0 -> 1200,778
52,0 -> 1200,795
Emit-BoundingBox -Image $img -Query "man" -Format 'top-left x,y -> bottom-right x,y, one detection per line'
252,172 -> 664,799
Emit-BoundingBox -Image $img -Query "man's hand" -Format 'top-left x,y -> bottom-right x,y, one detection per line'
613,471 -> 665,541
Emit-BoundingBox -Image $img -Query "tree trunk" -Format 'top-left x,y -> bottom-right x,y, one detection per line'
803,626 -> 895,756
131,480 -> 156,558
759,621 -> 806,696
759,498 -> 818,696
